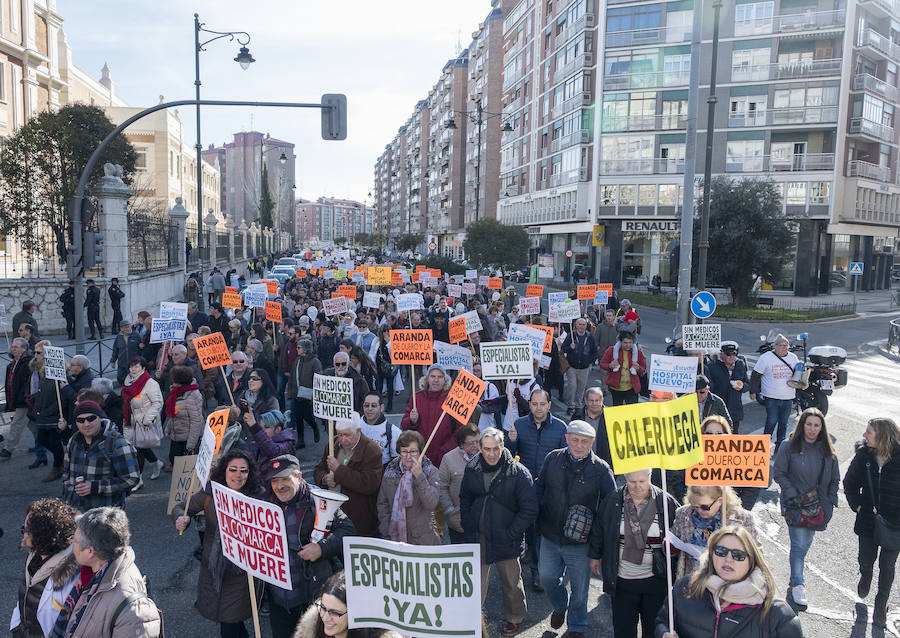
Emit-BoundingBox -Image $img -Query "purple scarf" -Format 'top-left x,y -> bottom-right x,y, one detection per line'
388,469 -> 415,542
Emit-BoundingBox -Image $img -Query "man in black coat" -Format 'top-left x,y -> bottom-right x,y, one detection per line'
12,300 -> 38,338
696,374 -> 732,427
706,341 -> 750,432
571,386 -> 615,471
0,338 -> 34,460
84,279 -> 102,339
206,302 -> 229,337
459,428 -> 537,636
59,282 -> 76,339
107,277 -> 125,334
323,351 -> 369,413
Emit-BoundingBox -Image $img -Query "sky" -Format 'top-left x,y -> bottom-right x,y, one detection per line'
58,0 -> 494,205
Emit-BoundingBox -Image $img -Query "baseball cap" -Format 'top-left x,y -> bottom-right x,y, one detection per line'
268,454 -> 300,479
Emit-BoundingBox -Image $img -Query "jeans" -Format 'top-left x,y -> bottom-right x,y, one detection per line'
764,397 -> 793,448
859,533 -> 900,599
787,525 -> 816,586
538,537 -> 591,633
524,522 -> 542,576
613,576 -> 667,638
610,388 -> 638,406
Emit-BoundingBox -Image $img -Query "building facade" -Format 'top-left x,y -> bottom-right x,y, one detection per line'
296,196 -> 373,243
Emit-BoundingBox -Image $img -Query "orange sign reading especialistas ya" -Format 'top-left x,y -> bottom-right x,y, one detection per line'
685,435 -> 770,487
389,329 -> 434,365
193,332 -> 232,370
525,284 -> 544,298
577,284 -> 598,300
442,368 -> 486,423
448,316 -> 467,344
265,300 -> 282,323
337,285 -> 357,300
488,278 -> 502,290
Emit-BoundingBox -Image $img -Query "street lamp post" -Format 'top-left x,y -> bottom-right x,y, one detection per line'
194,13 -> 254,277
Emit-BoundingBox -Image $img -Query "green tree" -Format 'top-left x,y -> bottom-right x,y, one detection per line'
395,233 -> 424,253
354,232 -> 371,246
259,164 -> 274,229
698,177 -> 794,306
333,236 -> 347,247
463,219 -> 530,278
0,103 -> 137,262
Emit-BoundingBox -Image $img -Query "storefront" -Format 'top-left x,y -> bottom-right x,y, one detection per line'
620,220 -> 680,287
525,222 -> 594,283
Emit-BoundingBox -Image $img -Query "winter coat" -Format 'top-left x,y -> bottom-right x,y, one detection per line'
438,447 -> 471,532
122,375 -> 163,440
317,334 -> 341,370
459,449 -> 538,563
64,547 -> 161,638
11,549 -> 79,637
101,393 -> 125,432
157,358 -> 203,397
599,343 -> 647,394
29,363 -> 75,428
670,504 -> 759,578
707,357 -> 750,422
248,424 -> 297,482
774,439 -> 839,531
377,456 -> 441,545
535,449 -> 616,546
572,407 -> 613,469
561,330 -> 597,369
504,413 -> 568,479
699,391 -> 733,428
843,443 -> 900,536
292,604 -> 404,638
400,388 -> 460,466
62,419 -> 140,510
12,310 -> 37,337
173,484 -> 265,624
163,387 -> 204,450
225,369 -> 251,403
206,313 -> 230,338
68,368 -> 95,394
286,351 -> 321,401
655,576 -> 803,638
5,354 -> 33,411
313,432 -> 383,536
323,366 -> 370,414
594,321 -> 619,359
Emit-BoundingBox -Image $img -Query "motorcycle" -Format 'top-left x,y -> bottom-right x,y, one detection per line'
757,330 -> 848,415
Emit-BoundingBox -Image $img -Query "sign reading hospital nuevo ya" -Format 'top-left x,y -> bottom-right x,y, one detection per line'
603,393 -> 704,474
344,537 -> 480,637
312,373 -> 354,423
686,435 -> 770,487
389,329 -> 434,365
212,481 -> 291,589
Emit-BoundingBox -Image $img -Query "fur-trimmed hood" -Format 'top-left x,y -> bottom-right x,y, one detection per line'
24,546 -> 79,591
292,602 -> 405,638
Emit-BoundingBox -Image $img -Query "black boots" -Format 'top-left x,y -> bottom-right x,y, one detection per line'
874,593 -> 889,628
858,571 -> 872,598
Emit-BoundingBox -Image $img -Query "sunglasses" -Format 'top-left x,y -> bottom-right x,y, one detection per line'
227,466 -> 249,474
695,497 -> 720,512
248,376 -> 262,381
334,362 -> 348,367
713,545 -> 748,561
76,415 -> 99,424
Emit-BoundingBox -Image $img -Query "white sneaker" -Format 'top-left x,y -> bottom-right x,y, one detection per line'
150,459 -> 165,480
132,477 -> 144,492
792,585 -> 808,606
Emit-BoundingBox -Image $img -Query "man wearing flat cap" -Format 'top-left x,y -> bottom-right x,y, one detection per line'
266,453 -> 355,638
695,373 -> 732,427
533,420 -> 616,638
707,341 -> 749,432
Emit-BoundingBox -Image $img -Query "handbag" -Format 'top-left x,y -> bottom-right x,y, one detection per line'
782,456 -> 826,527
133,417 -> 162,448
865,461 -> 900,551
561,461 -> 597,543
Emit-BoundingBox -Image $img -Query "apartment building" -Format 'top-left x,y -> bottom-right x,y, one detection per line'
296,197 -> 373,243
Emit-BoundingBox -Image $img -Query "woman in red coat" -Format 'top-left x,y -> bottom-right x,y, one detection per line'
401,364 -> 460,466
599,332 -> 646,405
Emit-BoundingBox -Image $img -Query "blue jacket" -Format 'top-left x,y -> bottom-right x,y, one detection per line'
562,331 -> 597,370
505,413 -> 568,478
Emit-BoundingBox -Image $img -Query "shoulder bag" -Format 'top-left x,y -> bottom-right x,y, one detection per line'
782,455 -> 826,528
865,461 -> 900,551
561,460 -> 595,543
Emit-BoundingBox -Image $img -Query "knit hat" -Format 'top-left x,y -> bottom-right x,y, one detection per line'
73,400 -> 106,419
260,410 -> 287,430
426,363 -> 447,376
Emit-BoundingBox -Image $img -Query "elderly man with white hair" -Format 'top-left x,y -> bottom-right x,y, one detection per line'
323,351 -> 370,413
68,354 -> 95,394
750,333 -> 806,452
313,411 -> 383,536
155,343 -> 202,396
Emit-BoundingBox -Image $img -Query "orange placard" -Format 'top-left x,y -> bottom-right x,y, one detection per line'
597,283 -> 613,295
442,369 -> 487,423
309,268 -> 318,276
296,269 -> 307,278
527,324 -> 554,353
488,278 -> 502,290
265,300 -> 282,323
389,329 -> 434,365
448,316 -> 467,344
222,291 -> 243,309
367,266 -> 392,286
391,272 -> 403,286
525,284 -> 544,298
428,268 -> 442,279
685,435 -> 770,487
338,285 -> 357,300
262,280 -> 278,295
207,408 -> 230,454
225,286 -> 238,295
577,284 -> 597,300
415,265 -> 426,273
193,332 -> 232,370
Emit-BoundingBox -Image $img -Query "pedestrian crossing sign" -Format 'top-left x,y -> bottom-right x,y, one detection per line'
849,262 -> 864,276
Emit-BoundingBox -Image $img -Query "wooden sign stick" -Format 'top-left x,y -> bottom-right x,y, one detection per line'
329,420 -> 335,458
247,573 -> 262,638
54,381 -> 64,419
220,367 -> 236,405
410,365 -> 417,411
418,411 -> 447,463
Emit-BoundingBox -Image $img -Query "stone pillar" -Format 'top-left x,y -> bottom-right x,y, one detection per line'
238,221 -> 248,260
250,222 -> 260,257
94,165 -> 133,324
205,212 -> 219,268
168,198 -> 189,273
225,217 -> 235,264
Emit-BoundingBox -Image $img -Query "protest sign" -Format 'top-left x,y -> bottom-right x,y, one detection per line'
420,276 -> 438,288
597,283 -> 613,296
212,481 -> 291,589
548,291 -> 569,305
433,340 -> 474,371
166,455 -> 199,515
478,275 -> 490,286
222,291 -> 243,309
525,284 -> 544,298
225,286 -> 239,295
479,342 -> 533,380
322,296 -> 349,317
262,280 -> 278,295
367,266 -> 391,286
160,301 -> 188,321
594,290 -> 609,306
322,270 -> 335,280
312,373 -> 355,423
389,330 -> 434,365
335,268 -> 348,280
488,277 -> 502,290
195,425 -> 217,488
447,283 -> 462,298
207,408 -> 230,453
442,368 -> 486,423
461,310 -> 483,334
338,285 -> 357,300
295,269 -> 306,278
43,346 -> 67,381
362,291 -> 382,309
519,296 -> 541,316
150,317 -> 187,344
462,282 -> 476,296
243,284 -> 267,308
351,271 -> 366,283
415,265 -> 426,273
553,300 -> 582,323
603,393 -> 703,475
391,272 -> 403,287
508,323 -> 547,360
527,324 -> 554,353
465,269 -> 478,279
397,293 -> 423,312
193,333 -> 232,370
448,316 -> 467,344
682,324 -> 721,351
686,435 -> 770,487
648,354 -> 698,394
264,301 -> 282,323
577,284 -> 597,300
344,537 -> 480,637
538,266 -> 553,278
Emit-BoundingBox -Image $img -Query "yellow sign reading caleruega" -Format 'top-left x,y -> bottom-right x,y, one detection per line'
603,393 -> 704,474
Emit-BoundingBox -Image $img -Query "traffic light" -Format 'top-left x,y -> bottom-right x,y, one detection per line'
321,94 -> 347,141
83,232 -> 103,268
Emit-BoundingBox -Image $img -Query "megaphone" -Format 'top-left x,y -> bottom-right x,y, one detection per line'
310,486 -> 349,542
787,362 -> 810,389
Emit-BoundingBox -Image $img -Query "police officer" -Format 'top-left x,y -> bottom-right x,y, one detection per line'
59,281 -> 75,340
84,279 -> 102,339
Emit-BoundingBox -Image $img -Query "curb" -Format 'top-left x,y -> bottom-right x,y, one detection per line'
879,345 -> 900,364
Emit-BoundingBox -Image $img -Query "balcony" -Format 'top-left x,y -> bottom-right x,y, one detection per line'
503,66 -> 524,90
504,94 -> 524,117
604,70 -> 690,91
597,157 -> 684,175
853,73 -> 899,103
731,58 -> 842,82
858,0 -> 900,20
502,185 -> 520,197
551,129 -> 591,153
847,159 -> 891,181
605,24 -> 691,48
725,153 -> 835,172
557,12 -> 594,45
556,52 -> 593,80
601,112 -> 687,132
551,90 -> 592,119
728,106 -> 838,127
857,29 -> 900,63
549,167 -> 590,186
773,9 -> 844,35
501,156 -> 520,172
849,117 -> 896,143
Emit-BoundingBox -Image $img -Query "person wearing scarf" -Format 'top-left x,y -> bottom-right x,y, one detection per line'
437,425 -> 481,543
657,526 -> 802,638
120,357 -> 164,489
162,364 -> 203,465
377,430 -> 440,545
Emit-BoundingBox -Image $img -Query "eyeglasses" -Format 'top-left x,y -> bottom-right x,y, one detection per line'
713,545 -> 748,562
227,466 -> 250,474
315,601 -> 348,620
695,497 -> 720,512
76,415 -> 99,424
334,362 -> 348,367
462,439 -> 480,448
399,450 -> 419,457
248,376 -> 262,381
363,403 -> 381,409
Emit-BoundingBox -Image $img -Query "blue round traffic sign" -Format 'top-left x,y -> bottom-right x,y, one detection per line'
691,291 -> 717,319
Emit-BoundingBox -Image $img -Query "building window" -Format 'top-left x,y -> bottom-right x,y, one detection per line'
135,149 -> 147,170
734,1 -> 773,36
619,184 -> 635,206
663,54 -> 690,86
809,181 -> 830,204
9,0 -> 18,33
726,140 -> 764,171
729,95 -> 768,126
600,184 -> 617,205
638,184 -> 656,206
786,182 -> 806,205
661,99 -> 687,129
731,48 -> 771,81
658,184 -> 677,205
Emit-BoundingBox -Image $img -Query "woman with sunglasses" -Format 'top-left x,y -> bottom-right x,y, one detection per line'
658,526 -> 802,638
670,485 -> 758,579
174,448 -> 264,638
293,571 -> 403,638
773,407 -> 839,608
239,368 -> 280,426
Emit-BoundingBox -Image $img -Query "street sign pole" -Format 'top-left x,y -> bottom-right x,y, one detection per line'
849,262 -> 864,311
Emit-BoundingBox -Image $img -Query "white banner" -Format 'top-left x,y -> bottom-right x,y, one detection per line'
648,353 -> 698,393
538,266 -> 554,278
323,296 -> 349,317
682,323 -> 721,351
447,284 -> 462,298
160,301 -> 188,321
461,282 -> 476,296
43,346 -> 67,381
351,271 -> 367,283
212,481 -> 291,589
344,537 -> 481,637
312,373 -> 355,423
433,340 -> 474,371
397,293 -> 423,312
362,291 -> 383,309
150,317 -> 187,344
479,342 -> 533,380
594,290 -> 609,306
465,269 -> 478,280
547,291 -> 569,305
195,425 -> 216,488
518,297 -> 541,316
461,310 -> 483,334
420,276 -> 438,288
508,323 -> 546,361
322,269 -> 335,280
478,276 -> 490,286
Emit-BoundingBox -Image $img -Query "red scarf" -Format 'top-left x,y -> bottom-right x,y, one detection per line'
121,370 -> 151,428
165,383 -> 199,418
